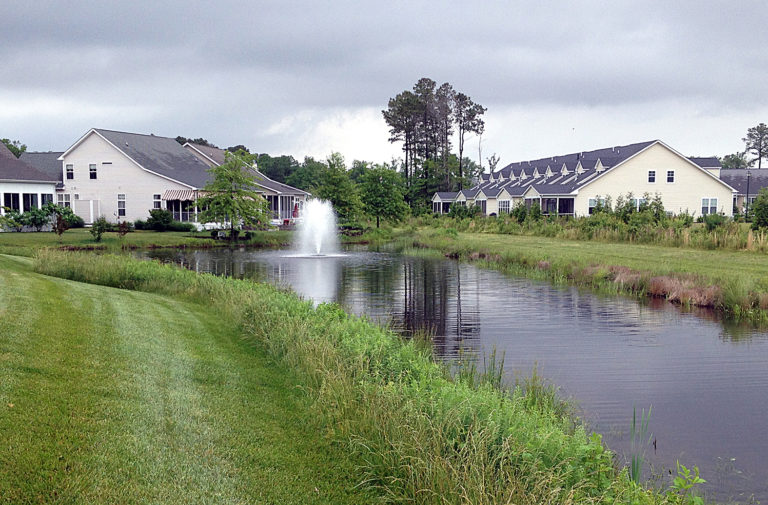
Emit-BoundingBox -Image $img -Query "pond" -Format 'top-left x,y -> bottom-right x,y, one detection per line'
138,246 -> 768,503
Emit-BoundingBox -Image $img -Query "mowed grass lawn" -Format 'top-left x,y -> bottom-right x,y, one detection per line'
0,255 -> 375,504
450,231 -> 768,285
0,229 -> 294,257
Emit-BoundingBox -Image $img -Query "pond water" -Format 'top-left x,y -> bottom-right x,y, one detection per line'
138,246 -> 768,503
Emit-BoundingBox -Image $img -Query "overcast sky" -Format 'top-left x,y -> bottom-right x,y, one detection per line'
3,0 -> 767,169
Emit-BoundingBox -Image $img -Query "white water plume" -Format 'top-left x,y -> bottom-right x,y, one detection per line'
296,199 -> 339,256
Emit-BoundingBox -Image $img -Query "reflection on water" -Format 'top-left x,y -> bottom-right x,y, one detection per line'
138,247 -> 768,503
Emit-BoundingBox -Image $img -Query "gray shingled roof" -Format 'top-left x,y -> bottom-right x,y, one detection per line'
186,142 -> 227,165
184,141 -> 308,195
473,141 -> 657,196
19,151 -> 64,182
720,169 -> 768,195
689,157 -> 721,169
94,129 -> 213,188
435,192 -> 458,200
0,144 -> 59,183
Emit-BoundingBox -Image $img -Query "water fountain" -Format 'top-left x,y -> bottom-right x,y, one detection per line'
295,199 -> 340,256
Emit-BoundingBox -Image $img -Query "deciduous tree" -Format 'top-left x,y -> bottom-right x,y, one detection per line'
720,151 -> 749,169
197,152 -> 270,239
1,139 -> 26,158
313,152 -> 362,223
360,164 -> 408,227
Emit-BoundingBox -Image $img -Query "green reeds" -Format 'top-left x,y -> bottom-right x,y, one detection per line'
630,405 -> 653,484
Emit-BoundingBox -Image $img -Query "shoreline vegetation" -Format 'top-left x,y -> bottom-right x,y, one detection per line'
20,249 -> 704,504
388,220 -> 768,324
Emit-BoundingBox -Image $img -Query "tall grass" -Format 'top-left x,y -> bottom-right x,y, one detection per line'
392,229 -> 768,324
415,214 -> 768,253
630,406 -> 653,484
33,250 -> 681,504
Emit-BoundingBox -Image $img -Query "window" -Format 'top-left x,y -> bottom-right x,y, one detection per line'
498,200 -> 510,214
701,198 -> 718,216
89,164 -> 97,179
66,164 -> 74,180
41,194 -> 53,206
3,193 -> 20,212
153,194 -> 162,209
22,193 -> 38,212
667,170 -> 675,183
588,197 -> 606,215
648,170 -> 656,183
117,194 -> 126,217
57,194 -> 71,208
637,198 -> 647,211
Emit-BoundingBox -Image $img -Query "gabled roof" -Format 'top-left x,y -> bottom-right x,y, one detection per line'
0,144 -> 59,183
19,151 -> 64,182
184,142 -> 227,166
720,169 -> 768,195
434,192 -> 458,201
482,140 -> 734,196
60,129 -> 213,188
184,141 -> 309,196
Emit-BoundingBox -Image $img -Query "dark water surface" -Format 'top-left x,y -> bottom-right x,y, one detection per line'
139,247 -> 768,503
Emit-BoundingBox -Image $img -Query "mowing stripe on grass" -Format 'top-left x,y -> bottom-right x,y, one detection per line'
0,255 -> 375,505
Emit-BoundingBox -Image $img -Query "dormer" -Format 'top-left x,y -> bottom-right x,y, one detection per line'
560,163 -> 570,176
575,161 -> 585,175
519,169 -> 528,180
532,167 -> 541,179
595,159 -> 605,173
545,166 -> 554,178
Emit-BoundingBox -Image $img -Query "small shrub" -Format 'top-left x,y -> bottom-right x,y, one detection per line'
167,220 -> 195,232
146,209 -> 174,231
134,219 -> 147,230
702,213 -> 726,231
751,187 -> 768,230
90,216 -> 110,242
0,209 -> 24,232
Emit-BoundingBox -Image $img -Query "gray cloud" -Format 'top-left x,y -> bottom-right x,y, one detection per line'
2,0 -> 768,159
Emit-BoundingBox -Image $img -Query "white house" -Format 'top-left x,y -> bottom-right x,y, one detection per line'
49,128 -> 309,225
0,143 -> 58,217
433,140 -> 737,218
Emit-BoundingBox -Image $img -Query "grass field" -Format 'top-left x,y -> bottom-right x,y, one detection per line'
0,229 -> 293,257
397,228 -> 768,319
0,254 -> 376,504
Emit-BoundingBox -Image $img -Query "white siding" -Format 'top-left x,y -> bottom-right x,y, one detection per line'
0,181 -> 57,215
60,132 -> 191,223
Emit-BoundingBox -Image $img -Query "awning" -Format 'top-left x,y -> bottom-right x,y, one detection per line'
162,189 -> 196,201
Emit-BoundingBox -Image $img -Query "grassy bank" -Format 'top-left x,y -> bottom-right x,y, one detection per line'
29,250 -> 705,504
0,228 -> 293,257
394,227 -> 768,322
0,254 -> 375,504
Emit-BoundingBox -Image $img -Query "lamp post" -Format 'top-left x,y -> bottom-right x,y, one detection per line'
745,169 -> 752,220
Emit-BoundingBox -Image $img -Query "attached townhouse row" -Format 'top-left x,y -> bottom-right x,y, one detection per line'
1,128 -> 309,225
433,140 -> 766,218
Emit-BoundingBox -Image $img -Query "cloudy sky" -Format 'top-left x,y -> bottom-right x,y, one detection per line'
3,0 -> 767,169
